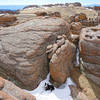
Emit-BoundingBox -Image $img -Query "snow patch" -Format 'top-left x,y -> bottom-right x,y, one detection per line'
25,74 -> 75,100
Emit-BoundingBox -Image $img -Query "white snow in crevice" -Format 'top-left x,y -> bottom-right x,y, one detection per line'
75,48 -> 80,66
25,73 -> 75,100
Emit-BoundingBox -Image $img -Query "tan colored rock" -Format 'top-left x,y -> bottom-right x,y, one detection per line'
79,25 -> 100,87
70,34 -> 79,44
57,38 -> 65,47
71,22 -> 82,35
98,12 -> 100,16
0,17 -> 70,90
0,77 -> 36,100
70,67 -> 100,100
79,13 -> 87,20
49,40 -> 76,85
0,77 -> 5,90
71,22 -> 82,31
47,45 -> 53,50
79,26 -> 100,57
82,62 -> 100,77
81,55 -> 100,65
34,11 -> 47,16
69,85 -> 89,100
0,15 -> 17,27
48,12 -> 61,18
75,16 -> 80,22
0,91 -> 18,100
69,15 -> 75,23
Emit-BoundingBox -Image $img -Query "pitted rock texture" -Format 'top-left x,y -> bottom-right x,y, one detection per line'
0,17 -> 70,90
79,25 -> 100,86
0,77 -> 36,100
69,13 -> 100,27
46,35 -> 76,86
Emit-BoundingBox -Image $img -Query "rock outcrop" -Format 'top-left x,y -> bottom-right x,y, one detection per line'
0,77 -> 36,100
34,11 -> 61,18
69,13 -> 87,23
46,35 -> 76,86
94,6 -> 100,11
48,12 -> 61,18
23,5 -> 39,9
79,25 -> 100,87
34,11 -> 48,16
69,85 -> 89,100
0,17 -> 70,90
0,10 -> 19,14
70,67 -> 100,100
0,15 -> 17,27
73,2 -> 82,7
69,13 -> 100,27
70,22 -> 82,35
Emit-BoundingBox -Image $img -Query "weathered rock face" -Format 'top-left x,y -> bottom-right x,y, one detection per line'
34,11 -> 61,18
69,85 -> 89,100
0,17 -> 70,90
0,10 -> 19,14
79,25 -> 100,86
48,12 -> 61,18
69,13 -> 100,27
34,11 -> 48,16
46,35 -> 76,86
23,5 -> 39,9
69,13 -> 87,23
95,16 -> 100,24
71,22 -> 82,35
0,77 -> 36,100
98,12 -> 100,16
70,67 -> 100,100
73,2 -> 82,7
70,34 -> 79,45
0,15 -> 17,27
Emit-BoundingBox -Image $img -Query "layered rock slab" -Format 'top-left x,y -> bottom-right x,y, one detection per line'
0,15 -> 17,27
0,17 -> 70,90
79,25 -> 100,86
0,77 -> 36,100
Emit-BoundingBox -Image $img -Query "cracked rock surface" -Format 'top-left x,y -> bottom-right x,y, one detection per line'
0,17 -> 70,90
46,35 -> 76,86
